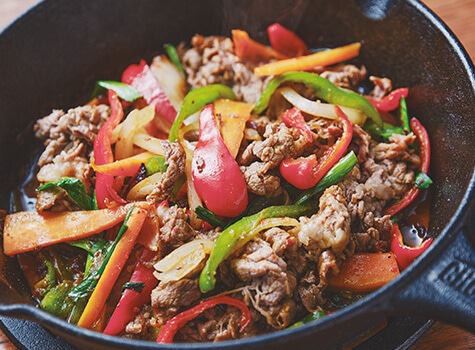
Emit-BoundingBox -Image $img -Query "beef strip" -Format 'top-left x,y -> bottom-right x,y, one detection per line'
146,140 -> 186,203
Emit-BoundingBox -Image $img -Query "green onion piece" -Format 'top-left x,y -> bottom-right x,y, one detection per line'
288,310 -> 326,329
122,281 -> 145,293
38,177 -> 94,210
164,43 -> 185,76
415,171 -> 433,190
195,206 -> 226,228
93,80 -> 142,102
68,206 -> 134,299
295,151 -> 358,205
399,96 -> 410,134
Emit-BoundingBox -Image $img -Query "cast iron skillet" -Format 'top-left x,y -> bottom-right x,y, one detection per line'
0,0 -> 474,349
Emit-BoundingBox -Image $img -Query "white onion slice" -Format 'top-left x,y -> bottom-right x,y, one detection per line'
153,238 -> 215,282
279,87 -> 367,125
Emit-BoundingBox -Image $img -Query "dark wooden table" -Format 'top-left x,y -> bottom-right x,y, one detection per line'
0,0 -> 474,349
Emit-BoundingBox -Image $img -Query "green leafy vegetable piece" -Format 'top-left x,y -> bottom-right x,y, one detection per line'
38,177 -> 94,210
93,80 -> 142,102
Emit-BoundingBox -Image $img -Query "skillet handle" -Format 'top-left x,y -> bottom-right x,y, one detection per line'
389,208 -> 475,333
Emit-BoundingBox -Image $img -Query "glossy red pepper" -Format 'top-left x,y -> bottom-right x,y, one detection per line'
281,107 -> 313,143
103,247 -> 158,335
232,29 -> 287,63
279,105 -> 353,189
384,117 -> 430,216
121,59 -> 177,124
390,222 -> 433,270
156,295 -> 251,343
266,23 -> 309,57
192,104 -> 248,217
366,88 -> 409,112
94,89 -> 124,209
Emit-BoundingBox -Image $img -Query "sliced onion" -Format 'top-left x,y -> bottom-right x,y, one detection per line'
153,238 -> 215,282
126,172 -> 163,200
279,87 -> 367,125
132,132 -> 165,155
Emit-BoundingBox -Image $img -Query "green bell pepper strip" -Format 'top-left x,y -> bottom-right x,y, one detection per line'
295,151 -> 357,205
252,71 -> 382,128
199,203 -> 316,293
168,84 -> 236,142
164,43 -> 186,76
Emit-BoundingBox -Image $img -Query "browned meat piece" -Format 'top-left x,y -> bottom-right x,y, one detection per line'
151,278 -> 201,314
34,104 -> 109,166
297,185 -> 351,256
320,64 -> 368,89
146,140 -> 186,203
240,162 -> 282,197
369,76 -> 393,99
157,205 -> 196,251
180,34 -> 269,103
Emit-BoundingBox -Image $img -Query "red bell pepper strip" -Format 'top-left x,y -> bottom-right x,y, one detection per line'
191,104 -> 248,217
390,222 -> 433,270
121,60 -> 177,124
279,105 -> 353,189
281,107 -> 313,143
384,117 -> 430,216
366,88 -> 409,112
232,29 -> 287,63
267,23 -> 309,57
156,295 -> 251,343
94,89 -> 124,209
103,247 -> 158,335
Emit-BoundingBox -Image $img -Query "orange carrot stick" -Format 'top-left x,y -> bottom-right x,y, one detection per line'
77,205 -> 148,329
254,42 -> 361,76
3,204 -> 138,256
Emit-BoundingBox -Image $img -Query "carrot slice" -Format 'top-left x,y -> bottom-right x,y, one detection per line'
254,42 -> 361,76
77,205 -> 148,329
3,204 -> 139,256
327,252 -> 400,293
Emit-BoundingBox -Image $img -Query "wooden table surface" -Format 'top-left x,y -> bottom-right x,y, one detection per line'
0,0 -> 474,349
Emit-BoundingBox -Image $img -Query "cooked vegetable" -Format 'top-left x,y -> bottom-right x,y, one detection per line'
254,42 -> 361,76
103,248 -> 158,335
168,84 -> 236,142
77,205 -> 148,328
253,71 -> 382,128
366,87 -> 409,113
390,223 -> 433,271
121,59 -> 177,124
384,117 -> 431,216
3,204 -> 136,256
192,104 -> 248,217
199,203 -> 315,293
327,253 -> 400,293
38,177 -> 94,210
156,295 -> 251,343
280,105 -> 353,189
267,22 -> 309,57
232,29 -> 287,63
94,89 -> 125,209
94,80 -> 142,102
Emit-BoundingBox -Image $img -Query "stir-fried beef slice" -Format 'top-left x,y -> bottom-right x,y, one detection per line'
146,140 -> 185,203
34,104 -> 110,166
157,205 -> 196,251
298,268 -> 326,312
124,305 -> 158,340
240,162 -> 282,197
180,34 -> 269,103
297,185 -> 351,257
230,237 -> 297,329
369,76 -> 393,99
320,64 -> 368,90
180,305 -> 244,342
151,278 -> 201,316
